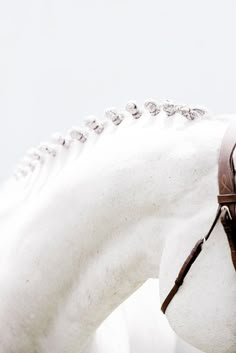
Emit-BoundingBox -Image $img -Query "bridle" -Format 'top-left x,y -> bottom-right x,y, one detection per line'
161,120 -> 236,314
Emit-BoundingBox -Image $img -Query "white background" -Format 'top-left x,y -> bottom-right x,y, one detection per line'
0,1 -> 235,352
1,0 -> 236,181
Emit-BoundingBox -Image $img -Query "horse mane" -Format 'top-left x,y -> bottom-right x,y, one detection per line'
13,99 -> 210,180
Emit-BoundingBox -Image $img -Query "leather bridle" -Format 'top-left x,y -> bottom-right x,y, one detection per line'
161,120 -> 236,314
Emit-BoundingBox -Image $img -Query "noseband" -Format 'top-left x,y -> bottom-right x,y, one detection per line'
161,120 -> 236,314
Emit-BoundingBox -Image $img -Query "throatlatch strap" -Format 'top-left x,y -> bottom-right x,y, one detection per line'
161,206 -> 221,314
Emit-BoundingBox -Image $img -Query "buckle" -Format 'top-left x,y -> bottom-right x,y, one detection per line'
221,205 -> 232,221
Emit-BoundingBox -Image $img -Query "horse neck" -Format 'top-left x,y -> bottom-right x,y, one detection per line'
39,113 -> 229,351
0,111 -> 230,352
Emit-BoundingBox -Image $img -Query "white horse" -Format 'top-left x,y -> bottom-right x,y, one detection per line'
0,100 -> 235,353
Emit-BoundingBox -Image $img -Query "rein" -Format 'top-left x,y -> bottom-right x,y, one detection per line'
161,120 -> 236,314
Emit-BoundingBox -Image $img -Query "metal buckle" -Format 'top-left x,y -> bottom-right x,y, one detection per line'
221,205 -> 232,221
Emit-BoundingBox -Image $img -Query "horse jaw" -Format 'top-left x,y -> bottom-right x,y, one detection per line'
159,117 -> 236,353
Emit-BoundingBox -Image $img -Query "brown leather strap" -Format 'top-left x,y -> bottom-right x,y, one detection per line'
218,194 -> 236,204
218,120 -> 236,270
161,120 -> 236,314
161,206 -> 221,314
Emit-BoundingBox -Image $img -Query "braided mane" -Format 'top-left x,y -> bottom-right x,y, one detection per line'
13,99 -> 208,180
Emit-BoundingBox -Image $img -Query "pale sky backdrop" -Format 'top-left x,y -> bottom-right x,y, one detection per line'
1,0 -> 236,181
0,1 -> 234,352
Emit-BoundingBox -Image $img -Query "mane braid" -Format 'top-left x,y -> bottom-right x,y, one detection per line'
13,99 -> 208,180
